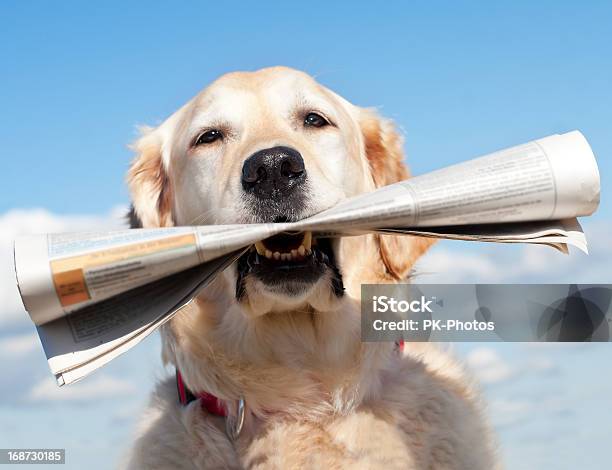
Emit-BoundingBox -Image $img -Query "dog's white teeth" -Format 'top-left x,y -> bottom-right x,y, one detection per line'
258,232 -> 314,262
255,241 -> 266,256
303,231 -> 312,250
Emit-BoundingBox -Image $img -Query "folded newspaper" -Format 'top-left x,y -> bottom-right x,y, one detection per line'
14,131 -> 600,385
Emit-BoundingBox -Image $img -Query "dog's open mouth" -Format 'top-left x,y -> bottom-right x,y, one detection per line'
254,231 -> 313,261
235,231 -> 344,299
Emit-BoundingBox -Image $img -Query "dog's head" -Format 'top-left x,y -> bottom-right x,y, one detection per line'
128,67 -> 433,317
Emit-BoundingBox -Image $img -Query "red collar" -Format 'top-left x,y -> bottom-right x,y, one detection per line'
176,369 -> 227,417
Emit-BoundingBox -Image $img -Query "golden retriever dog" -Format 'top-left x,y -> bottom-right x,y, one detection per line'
122,66 -> 497,469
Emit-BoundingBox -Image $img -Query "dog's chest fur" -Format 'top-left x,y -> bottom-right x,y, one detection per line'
123,314 -> 498,470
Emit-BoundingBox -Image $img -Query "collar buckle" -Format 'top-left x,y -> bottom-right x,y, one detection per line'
225,397 -> 245,440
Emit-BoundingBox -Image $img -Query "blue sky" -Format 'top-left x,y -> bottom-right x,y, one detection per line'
1,1 -> 611,469
1,1 -> 611,217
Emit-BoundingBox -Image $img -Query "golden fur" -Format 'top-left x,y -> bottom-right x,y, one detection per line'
121,67 -> 498,469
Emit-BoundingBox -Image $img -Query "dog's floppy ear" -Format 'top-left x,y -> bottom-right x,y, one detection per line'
126,127 -> 173,228
360,109 -> 435,280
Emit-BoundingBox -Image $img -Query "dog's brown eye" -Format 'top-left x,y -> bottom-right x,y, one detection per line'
194,129 -> 223,146
304,112 -> 329,128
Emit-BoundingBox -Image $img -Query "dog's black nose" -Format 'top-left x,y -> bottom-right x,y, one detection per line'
241,146 -> 306,199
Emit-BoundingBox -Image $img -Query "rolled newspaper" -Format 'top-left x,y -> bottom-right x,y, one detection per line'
13,130 -> 600,385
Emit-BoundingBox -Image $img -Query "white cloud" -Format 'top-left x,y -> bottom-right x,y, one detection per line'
465,345 -> 562,386
488,398 -> 533,428
466,347 -> 516,384
111,402 -> 143,424
413,249 -> 499,282
525,356 -> 556,373
522,342 -> 589,351
0,207 -> 127,327
27,374 -> 137,403
0,331 -> 39,356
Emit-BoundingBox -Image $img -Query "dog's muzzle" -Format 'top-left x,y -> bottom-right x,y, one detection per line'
237,146 -> 343,300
